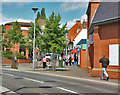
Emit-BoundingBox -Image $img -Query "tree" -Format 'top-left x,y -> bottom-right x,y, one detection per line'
37,11 -> 41,20
0,25 -> 5,55
40,8 -> 46,20
3,21 -> 24,51
40,11 -> 68,70
2,21 -> 25,69
27,21 -> 42,57
41,11 -> 68,54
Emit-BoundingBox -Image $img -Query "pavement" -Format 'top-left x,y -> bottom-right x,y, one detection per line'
1,62 -> 119,83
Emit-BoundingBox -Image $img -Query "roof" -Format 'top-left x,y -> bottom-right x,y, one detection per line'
92,2 -> 120,24
5,22 -> 31,26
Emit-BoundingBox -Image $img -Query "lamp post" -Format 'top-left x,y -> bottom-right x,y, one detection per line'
32,8 -> 38,71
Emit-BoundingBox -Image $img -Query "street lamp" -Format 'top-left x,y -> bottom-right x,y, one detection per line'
32,8 -> 38,71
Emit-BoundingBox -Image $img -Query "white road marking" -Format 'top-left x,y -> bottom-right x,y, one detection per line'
7,91 -> 16,93
83,85 -> 114,93
24,77 -> 44,84
4,73 -> 14,77
4,73 -> 44,84
57,87 -> 78,94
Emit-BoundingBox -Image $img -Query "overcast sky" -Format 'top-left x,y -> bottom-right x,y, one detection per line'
1,0 -> 90,29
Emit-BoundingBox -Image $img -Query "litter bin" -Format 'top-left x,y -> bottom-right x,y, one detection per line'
59,60 -> 63,67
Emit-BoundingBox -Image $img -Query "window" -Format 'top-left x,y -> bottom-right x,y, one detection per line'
89,33 -> 94,45
109,44 -> 119,66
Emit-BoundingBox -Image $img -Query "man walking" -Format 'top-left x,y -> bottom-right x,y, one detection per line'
99,55 -> 109,81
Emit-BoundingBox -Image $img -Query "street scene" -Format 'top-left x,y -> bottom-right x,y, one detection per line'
0,0 -> 120,95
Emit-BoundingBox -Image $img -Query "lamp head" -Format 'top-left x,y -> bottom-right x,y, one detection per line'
32,8 -> 38,13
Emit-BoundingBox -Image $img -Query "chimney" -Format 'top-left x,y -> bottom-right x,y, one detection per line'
82,19 -> 87,29
76,20 -> 82,28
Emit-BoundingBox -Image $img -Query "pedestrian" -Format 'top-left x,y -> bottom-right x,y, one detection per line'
76,56 -> 78,66
99,55 -> 109,81
71,57 -> 74,66
63,57 -> 66,66
14,56 -> 17,64
65,57 -> 69,66
42,56 -> 47,68
69,57 -> 71,66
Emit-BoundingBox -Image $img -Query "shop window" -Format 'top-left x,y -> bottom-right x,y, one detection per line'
109,44 -> 119,66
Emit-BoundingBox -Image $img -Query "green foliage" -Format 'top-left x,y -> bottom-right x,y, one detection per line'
3,50 -> 26,59
41,8 -> 46,20
40,11 -> 68,54
2,21 -> 25,50
1,24 -> 5,33
27,10 -> 68,55
15,53 -> 26,59
27,21 -> 41,52
3,50 -> 13,59
37,11 -> 41,20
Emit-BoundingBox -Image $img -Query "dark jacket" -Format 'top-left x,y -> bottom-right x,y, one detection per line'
99,57 -> 109,68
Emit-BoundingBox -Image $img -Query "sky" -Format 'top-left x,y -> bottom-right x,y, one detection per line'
1,0 -> 90,29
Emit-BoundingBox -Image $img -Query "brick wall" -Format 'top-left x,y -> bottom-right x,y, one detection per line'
3,57 -> 33,64
87,22 -> 120,79
68,22 -> 80,42
79,44 -> 86,68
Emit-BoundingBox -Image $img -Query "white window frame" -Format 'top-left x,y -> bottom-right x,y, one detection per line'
109,44 -> 119,66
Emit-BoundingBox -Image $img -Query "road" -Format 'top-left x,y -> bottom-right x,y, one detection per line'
1,69 -> 119,95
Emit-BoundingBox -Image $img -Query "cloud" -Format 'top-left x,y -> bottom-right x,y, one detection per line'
0,14 -> 31,25
60,2 -> 89,12
80,14 -> 87,22
61,14 -> 87,30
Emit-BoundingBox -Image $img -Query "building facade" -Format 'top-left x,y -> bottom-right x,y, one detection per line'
86,1 -> 120,79
68,20 -> 87,68
3,21 -> 32,59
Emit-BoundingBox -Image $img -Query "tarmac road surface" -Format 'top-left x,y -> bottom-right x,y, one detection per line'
1,69 -> 119,95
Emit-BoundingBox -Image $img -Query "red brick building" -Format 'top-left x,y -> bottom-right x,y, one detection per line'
3,21 -> 32,59
68,20 -> 87,68
86,1 -> 120,79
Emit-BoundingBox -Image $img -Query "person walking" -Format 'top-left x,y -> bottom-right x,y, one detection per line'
71,57 -> 74,66
42,56 -> 47,68
69,57 -> 71,66
99,55 -> 109,81
65,57 -> 69,66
